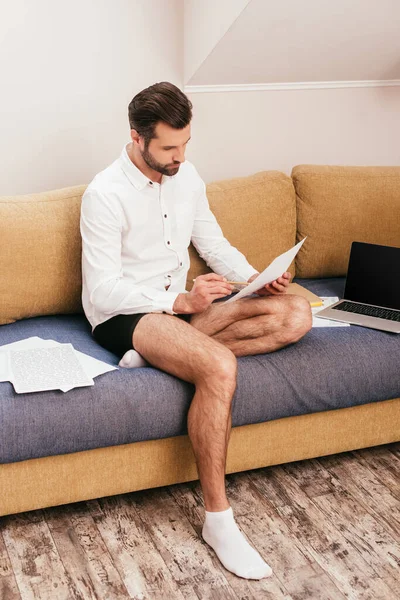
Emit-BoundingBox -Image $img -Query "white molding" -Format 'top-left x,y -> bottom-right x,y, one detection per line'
184,80 -> 400,93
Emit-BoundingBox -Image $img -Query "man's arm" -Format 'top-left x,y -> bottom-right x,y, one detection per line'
189,177 -> 292,297
80,190 -> 180,316
190,179 -> 259,283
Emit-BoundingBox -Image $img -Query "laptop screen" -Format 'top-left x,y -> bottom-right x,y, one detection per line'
344,242 -> 400,310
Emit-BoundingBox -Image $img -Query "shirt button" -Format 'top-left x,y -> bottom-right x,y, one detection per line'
167,241 -> 170,245
149,181 -> 153,185
162,311 -> 166,314
164,214 -> 167,218
180,262 -> 182,266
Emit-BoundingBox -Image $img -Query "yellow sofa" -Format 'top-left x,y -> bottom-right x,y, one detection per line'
0,165 -> 399,517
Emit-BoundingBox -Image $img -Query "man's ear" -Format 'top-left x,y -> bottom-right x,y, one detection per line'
130,128 -> 141,146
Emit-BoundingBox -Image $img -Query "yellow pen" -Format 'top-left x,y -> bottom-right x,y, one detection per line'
310,301 -> 323,307
192,279 -> 248,285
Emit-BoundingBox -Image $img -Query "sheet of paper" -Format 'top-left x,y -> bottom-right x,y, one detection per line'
0,336 -> 117,392
225,237 -> 307,303
312,297 -> 350,327
9,344 -> 95,394
0,351 -> 9,382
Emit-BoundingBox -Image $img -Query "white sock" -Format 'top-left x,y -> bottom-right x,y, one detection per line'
202,506 -> 273,580
118,349 -> 149,368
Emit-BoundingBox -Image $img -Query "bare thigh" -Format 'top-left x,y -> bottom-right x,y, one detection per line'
132,313 -> 236,385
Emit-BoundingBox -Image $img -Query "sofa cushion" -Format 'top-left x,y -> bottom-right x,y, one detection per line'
0,185 -> 87,325
292,165 -> 400,278
187,170 -> 297,284
1,278 -> 399,465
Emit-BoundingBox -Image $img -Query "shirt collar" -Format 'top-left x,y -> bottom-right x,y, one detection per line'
119,143 -> 150,191
119,142 -> 177,190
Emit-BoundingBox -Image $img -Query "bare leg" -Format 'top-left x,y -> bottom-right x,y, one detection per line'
191,293 -> 312,356
132,313 -> 273,579
132,311 -> 274,579
132,314 -> 236,511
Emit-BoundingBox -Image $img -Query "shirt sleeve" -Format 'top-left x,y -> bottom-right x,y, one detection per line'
80,189 -> 180,316
190,178 -> 259,282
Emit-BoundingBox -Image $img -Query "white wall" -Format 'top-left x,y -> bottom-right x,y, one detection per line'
188,0 -> 400,85
1,1 -> 398,195
186,85 -> 400,183
184,0 -> 250,84
0,0 -> 182,195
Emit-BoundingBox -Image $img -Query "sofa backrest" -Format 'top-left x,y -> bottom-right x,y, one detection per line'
1,164 -> 398,325
293,165 -> 400,278
0,185 -> 87,325
0,171 -> 296,325
187,170 -> 297,284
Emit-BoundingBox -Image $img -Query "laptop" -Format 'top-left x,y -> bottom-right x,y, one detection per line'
316,241 -> 400,333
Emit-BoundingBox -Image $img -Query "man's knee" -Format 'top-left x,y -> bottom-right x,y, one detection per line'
282,294 -> 312,344
195,344 -> 237,392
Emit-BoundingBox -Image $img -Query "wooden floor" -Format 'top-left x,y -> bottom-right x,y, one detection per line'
1,442 -> 399,600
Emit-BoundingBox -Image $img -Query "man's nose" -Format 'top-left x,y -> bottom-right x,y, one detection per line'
174,148 -> 185,163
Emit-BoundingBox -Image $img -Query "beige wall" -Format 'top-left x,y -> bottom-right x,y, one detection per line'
189,0 -> 400,85
186,86 -> 400,183
0,1 -> 399,195
184,0 -> 250,84
0,0 -> 182,195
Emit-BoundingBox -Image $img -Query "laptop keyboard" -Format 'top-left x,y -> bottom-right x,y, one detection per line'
333,301 -> 400,322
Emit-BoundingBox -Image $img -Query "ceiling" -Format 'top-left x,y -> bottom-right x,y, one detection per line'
184,0 -> 400,86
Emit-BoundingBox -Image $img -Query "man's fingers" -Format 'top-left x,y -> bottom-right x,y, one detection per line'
276,275 -> 290,286
205,284 -> 234,295
192,281 -> 233,295
265,281 -> 286,294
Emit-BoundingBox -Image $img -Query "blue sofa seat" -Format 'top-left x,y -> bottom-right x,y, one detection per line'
1,278 -> 399,465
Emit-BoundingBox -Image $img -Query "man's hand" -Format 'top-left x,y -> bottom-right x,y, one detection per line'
247,271 -> 292,296
173,273 -> 234,314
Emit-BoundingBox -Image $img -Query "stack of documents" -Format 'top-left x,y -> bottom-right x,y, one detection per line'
0,337 -> 117,394
312,298 -> 350,327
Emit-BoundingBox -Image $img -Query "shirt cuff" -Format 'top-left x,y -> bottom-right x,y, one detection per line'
150,290 -> 181,315
237,265 -> 260,282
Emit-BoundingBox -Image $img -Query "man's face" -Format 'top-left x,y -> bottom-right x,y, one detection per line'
139,122 -> 191,177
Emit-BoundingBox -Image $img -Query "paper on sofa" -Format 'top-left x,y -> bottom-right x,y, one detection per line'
0,336 -> 117,392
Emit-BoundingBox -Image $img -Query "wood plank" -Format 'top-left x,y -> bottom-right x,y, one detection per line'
250,464 -> 397,599
1,511 -> 72,600
318,452 -> 400,538
44,502 -> 130,600
282,457 -> 339,499
284,456 -> 400,597
170,474 -> 347,600
283,449 -> 400,593
388,442 -> 400,462
312,491 -> 400,598
351,446 -> 400,500
84,500 -> 104,519
88,493 -> 188,600
118,486 -> 239,600
0,529 -> 21,600
0,576 -> 21,600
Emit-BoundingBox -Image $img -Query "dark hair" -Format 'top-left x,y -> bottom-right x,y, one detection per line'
128,82 -> 192,145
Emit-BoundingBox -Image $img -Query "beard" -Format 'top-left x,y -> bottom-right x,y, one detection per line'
140,142 -> 180,176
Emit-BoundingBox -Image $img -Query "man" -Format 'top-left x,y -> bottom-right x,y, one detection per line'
80,81 -> 312,580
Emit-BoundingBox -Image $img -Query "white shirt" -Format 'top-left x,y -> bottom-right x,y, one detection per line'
80,143 -> 258,331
